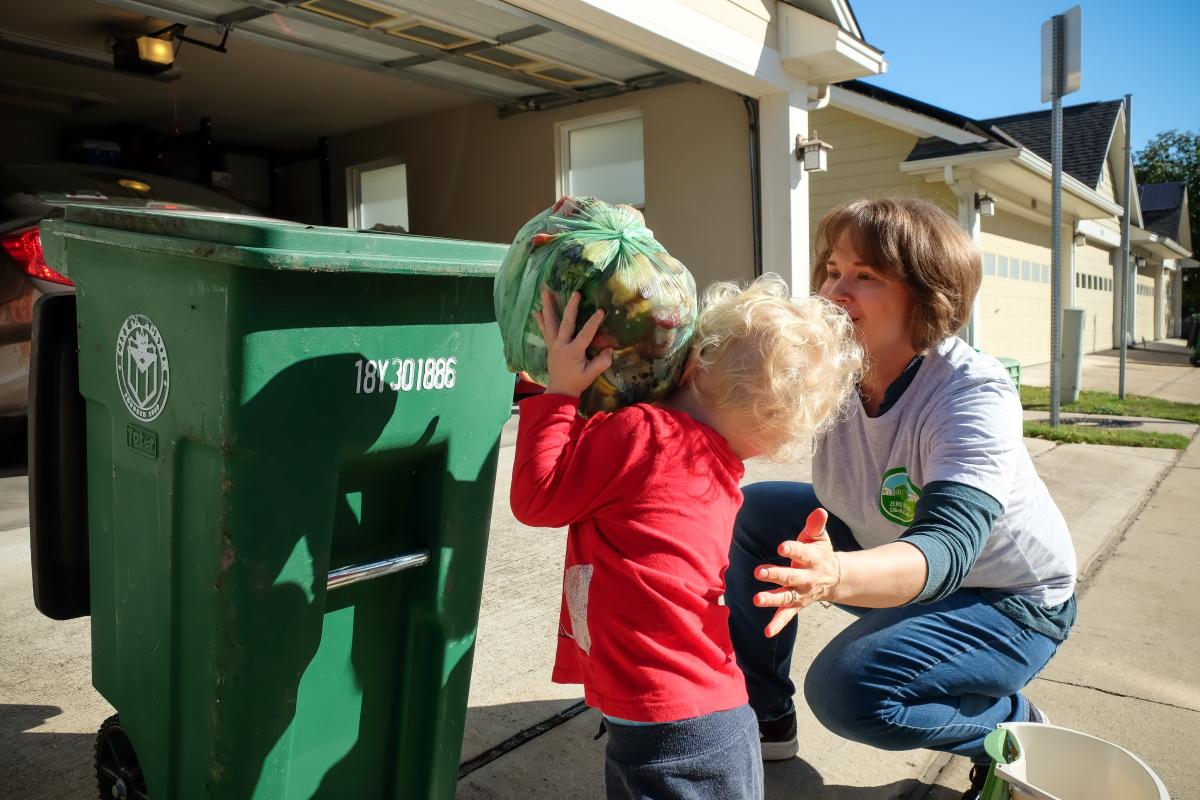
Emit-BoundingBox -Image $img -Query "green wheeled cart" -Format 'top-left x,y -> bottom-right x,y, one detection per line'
34,206 -> 512,799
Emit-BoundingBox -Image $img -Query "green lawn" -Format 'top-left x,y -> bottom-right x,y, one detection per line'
1023,422 -> 1190,450
1020,386 -> 1200,425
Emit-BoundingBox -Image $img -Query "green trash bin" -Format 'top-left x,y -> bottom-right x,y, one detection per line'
37,206 -> 513,800
996,357 -> 1021,391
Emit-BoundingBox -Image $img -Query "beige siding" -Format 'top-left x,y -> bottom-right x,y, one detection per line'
1166,270 -> 1182,336
978,225 -> 1054,366
330,82 -> 754,291
1073,244 -> 1115,353
807,106 -> 957,247
1097,159 -> 1117,203
1136,272 -> 1155,342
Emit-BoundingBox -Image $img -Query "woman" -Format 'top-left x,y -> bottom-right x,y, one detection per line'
725,197 -> 1076,800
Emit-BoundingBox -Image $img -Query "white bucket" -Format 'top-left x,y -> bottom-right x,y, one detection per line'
992,723 -> 1169,800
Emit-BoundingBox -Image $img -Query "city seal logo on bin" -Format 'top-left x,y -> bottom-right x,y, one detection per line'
879,467 -> 921,526
115,314 -> 170,422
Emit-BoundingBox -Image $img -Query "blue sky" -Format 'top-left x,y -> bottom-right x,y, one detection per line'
849,0 -> 1199,152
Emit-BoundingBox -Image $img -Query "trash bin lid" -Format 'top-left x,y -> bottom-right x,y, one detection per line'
42,205 -> 507,277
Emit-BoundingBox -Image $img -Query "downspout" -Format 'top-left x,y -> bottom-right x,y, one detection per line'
806,83 -> 831,111
742,95 -> 763,278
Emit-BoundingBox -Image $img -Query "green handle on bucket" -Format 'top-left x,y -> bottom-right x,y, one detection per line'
979,728 -> 1018,800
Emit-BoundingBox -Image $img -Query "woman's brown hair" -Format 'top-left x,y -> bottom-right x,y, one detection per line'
812,197 -> 982,353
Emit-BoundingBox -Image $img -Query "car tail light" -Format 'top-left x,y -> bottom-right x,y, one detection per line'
1,227 -> 73,286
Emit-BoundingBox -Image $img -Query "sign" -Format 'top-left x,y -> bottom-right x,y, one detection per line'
1041,5 -> 1081,102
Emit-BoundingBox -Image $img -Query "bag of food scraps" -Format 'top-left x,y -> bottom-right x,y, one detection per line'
494,196 -> 697,417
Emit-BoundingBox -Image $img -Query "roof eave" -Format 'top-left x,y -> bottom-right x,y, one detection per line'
901,146 -> 1124,220
830,86 -> 987,145
1131,229 -> 1193,260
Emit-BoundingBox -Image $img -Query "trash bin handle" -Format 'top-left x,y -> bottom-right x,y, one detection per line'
327,550 -> 430,591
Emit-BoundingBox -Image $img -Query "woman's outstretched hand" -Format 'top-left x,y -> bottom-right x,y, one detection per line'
752,508 -> 843,638
534,288 -> 614,398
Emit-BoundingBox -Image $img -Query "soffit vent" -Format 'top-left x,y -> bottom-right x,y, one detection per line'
299,0 -> 405,29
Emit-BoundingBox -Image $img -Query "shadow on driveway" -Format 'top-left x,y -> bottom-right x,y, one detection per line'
2,703 -> 98,800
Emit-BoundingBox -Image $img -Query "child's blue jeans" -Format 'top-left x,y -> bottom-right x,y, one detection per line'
726,481 -> 1061,760
603,704 -> 763,800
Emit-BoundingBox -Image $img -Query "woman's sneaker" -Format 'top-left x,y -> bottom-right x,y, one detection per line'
758,712 -> 799,761
960,763 -> 990,800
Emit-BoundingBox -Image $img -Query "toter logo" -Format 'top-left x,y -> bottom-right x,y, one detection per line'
879,467 -> 921,525
115,314 -> 170,422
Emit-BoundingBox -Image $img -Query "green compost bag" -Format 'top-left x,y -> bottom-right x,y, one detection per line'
495,196 -> 698,417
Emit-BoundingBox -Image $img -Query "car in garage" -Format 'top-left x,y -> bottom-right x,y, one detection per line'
0,161 -> 256,466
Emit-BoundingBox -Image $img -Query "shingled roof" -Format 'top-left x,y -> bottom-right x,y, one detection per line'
979,101 -> 1123,189
837,80 -> 994,139
1138,182 -> 1185,240
837,83 -> 1125,191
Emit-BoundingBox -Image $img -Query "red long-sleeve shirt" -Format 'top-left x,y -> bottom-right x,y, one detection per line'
510,392 -> 748,722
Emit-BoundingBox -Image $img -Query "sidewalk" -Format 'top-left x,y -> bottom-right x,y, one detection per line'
1021,338 -> 1200,404
0,344 -> 1196,799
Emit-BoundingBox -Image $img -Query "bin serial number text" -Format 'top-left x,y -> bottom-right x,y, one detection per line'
354,357 -> 457,394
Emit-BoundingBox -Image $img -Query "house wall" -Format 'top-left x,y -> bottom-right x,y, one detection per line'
276,159 -> 325,226
329,81 -> 755,291
807,105 -> 957,250
1074,243 -> 1116,353
1165,267 -> 1182,337
1136,270 -> 1156,342
978,215 -> 1054,365
1098,159 -> 1116,203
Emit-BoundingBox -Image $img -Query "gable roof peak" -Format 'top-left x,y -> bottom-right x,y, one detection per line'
978,100 -> 1124,189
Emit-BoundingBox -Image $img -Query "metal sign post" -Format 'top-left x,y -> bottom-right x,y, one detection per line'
1041,5 -> 1081,426
1119,94 -> 1132,398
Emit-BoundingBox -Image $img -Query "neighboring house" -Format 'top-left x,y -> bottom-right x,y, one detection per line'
807,82 -> 1192,365
1137,182 -> 1195,338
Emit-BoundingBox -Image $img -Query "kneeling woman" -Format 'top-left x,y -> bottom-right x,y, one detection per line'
725,197 -> 1076,800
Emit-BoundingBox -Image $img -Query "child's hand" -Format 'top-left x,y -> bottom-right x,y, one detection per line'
535,289 -> 614,399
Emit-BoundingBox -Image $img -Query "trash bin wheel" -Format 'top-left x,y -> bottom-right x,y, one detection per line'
95,714 -> 149,800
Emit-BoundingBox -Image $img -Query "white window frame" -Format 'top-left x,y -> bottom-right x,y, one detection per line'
346,156 -> 409,230
555,108 -> 645,208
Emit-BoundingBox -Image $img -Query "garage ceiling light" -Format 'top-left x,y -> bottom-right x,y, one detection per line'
387,21 -> 480,51
523,64 -> 596,86
300,0 -> 404,28
464,46 -> 541,70
112,34 -> 175,74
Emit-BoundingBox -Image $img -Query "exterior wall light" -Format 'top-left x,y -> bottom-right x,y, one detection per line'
795,132 -> 832,173
1073,233 -> 1087,247
974,192 -> 996,217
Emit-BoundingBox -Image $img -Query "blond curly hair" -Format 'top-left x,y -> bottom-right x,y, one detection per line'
690,273 -> 863,460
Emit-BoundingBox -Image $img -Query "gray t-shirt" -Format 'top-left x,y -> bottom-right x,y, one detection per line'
813,337 -> 1076,607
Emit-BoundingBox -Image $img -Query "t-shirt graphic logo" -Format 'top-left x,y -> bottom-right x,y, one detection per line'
879,467 -> 921,525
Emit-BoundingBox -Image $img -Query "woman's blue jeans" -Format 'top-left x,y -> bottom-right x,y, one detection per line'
726,481 -> 1060,760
